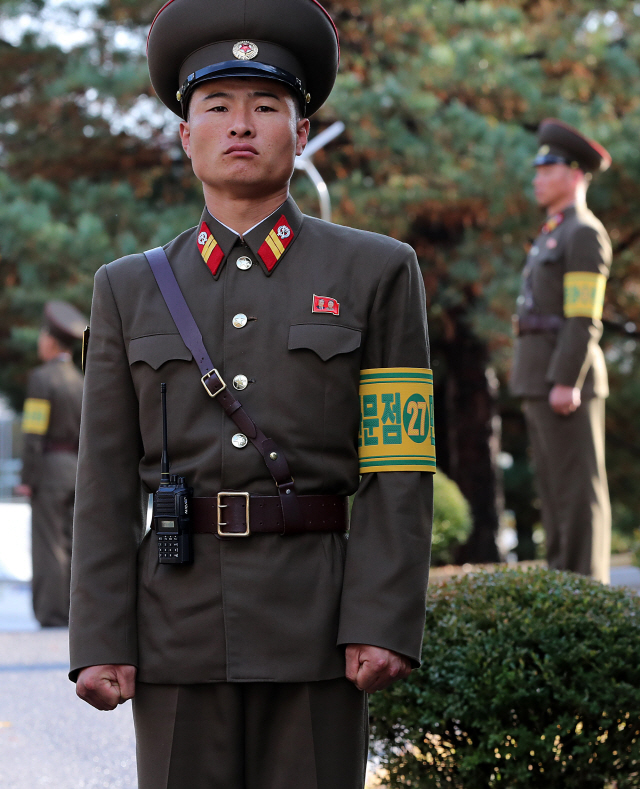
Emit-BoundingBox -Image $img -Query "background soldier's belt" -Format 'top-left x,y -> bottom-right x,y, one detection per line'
514,314 -> 565,335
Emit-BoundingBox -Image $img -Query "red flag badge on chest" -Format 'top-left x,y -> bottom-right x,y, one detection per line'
312,294 -> 340,315
257,215 -> 294,271
197,222 -> 224,276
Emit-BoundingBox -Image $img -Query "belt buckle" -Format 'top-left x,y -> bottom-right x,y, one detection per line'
217,492 -> 250,537
201,368 -> 227,398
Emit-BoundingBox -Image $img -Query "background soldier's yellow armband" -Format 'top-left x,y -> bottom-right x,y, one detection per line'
358,368 -> 436,473
563,271 -> 607,319
22,398 -> 51,435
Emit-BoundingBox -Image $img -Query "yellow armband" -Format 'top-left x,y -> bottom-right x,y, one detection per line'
22,398 -> 51,435
563,271 -> 607,320
358,368 -> 436,473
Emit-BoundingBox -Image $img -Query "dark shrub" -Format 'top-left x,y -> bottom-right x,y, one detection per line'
370,568 -> 640,788
431,469 -> 472,566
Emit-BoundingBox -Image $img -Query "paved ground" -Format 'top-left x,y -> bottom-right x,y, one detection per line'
0,627 -> 137,788
1,498 -> 638,787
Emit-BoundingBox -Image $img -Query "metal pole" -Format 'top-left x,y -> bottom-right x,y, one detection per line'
294,121 -> 345,223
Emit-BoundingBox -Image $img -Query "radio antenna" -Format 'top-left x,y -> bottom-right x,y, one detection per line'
161,382 -> 170,483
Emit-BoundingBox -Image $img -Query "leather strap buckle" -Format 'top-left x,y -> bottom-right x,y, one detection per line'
217,491 -> 250,537
201,368 -> 227,398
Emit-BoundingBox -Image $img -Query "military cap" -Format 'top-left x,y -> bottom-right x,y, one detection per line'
533,118 -> 611,173
43,301 -> 87,346
147,0 -> 339,118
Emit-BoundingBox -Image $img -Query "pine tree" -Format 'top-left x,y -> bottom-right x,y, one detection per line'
2,0 -> 640,559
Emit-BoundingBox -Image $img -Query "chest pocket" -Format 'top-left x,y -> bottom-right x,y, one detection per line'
128,334 -> 193,370
538,241 -> 563,266
288,324 -> 361,362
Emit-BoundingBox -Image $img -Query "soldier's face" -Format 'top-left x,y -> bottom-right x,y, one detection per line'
179,77 -> 310,199
533,163 -> 581,209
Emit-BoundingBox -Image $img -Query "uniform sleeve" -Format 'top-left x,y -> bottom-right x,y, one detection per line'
20,369 -> 50,489
337,243 -> 433,666
69,265 -> 146,680
546,224 -> 611,389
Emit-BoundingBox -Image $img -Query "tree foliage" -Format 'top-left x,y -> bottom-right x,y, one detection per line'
2,0 -> 640,545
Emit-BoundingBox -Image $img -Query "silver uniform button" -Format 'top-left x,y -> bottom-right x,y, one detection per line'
236,256 -> 253,270
232,433 -> 248,448
233,375 -> 248,390
232,313 -> 248,328
530,246 -> 539,256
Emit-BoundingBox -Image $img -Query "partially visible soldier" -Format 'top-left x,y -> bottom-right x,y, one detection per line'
510,119 -> 612,584
17,301 -> 85,626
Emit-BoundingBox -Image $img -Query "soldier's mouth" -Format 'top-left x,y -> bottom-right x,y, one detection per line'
225,144 -> 259,156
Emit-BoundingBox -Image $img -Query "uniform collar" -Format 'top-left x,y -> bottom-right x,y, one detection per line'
195,196 -> 304,279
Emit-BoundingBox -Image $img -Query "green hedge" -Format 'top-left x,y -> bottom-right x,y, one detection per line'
370,568 -> 640,788
431,470 -> 472,566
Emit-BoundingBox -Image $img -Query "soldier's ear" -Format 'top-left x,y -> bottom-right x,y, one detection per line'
179,120 -> 192,160
296,117 -> 310,158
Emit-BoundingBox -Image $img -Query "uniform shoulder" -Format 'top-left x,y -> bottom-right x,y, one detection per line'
28,364 -> 50,384
565,207 -> 609,242
102,224 -> 197,282
562,208 -> 612,270
26,363 -> 53,398
301,215 -> 412,258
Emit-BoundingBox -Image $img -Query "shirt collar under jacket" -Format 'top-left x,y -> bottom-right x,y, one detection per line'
196,196 -> 304,279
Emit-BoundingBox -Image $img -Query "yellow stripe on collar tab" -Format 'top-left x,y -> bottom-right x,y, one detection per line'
358,368 -> 436,473
564,272 -> 607,319
22,398 -> 51,435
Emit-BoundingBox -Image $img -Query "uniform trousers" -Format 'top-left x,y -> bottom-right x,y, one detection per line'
523,397 -> 611,583
31,451 -> 77,626
133,676 -> 368,789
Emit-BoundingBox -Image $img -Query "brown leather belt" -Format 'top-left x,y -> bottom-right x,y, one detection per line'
514,314 -> 564,335
187,494 -> 348,537
44,441 -> 78,453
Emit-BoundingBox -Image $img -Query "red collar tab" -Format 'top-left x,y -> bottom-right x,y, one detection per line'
312,294 -> 340,315
257,215 -> 294,272
541,212 -> 564,235
197,222 -> 225,276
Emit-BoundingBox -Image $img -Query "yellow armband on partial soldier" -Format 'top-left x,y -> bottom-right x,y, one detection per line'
358,368 -> 436,473
22,398 -> 51,435
563,271 -> 607,320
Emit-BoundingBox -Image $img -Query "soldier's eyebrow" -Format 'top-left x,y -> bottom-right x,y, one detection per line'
248,90 -> 282,101
200,91 -> 232,102
199,90 -> 283,102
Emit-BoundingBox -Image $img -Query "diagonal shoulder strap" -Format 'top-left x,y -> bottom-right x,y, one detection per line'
144,246 -> 303,534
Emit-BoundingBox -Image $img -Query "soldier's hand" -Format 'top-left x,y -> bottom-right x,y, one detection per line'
14,484 -> 32,497
549,384 -> 581,416
345,644 -> 412,693
76,664 -> 137,711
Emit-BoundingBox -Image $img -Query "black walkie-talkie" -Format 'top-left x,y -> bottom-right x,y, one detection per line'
153,382 -> 193,564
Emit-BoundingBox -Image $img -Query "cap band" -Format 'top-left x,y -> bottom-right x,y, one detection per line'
178,60 -> 308,115
533,153 -> 576,168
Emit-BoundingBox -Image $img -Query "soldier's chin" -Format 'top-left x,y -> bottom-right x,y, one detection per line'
534,193 -> 548,208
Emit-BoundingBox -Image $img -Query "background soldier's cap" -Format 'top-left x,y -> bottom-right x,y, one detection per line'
147,0 -> 339,118
43,301 -> 87,345
533,118 -> 612,173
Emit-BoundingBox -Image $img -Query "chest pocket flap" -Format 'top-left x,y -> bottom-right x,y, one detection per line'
128,334 -> 193,370
288,324 -> 361,362
539,241 -> 562,265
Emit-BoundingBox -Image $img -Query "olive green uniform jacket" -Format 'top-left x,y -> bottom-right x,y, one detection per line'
69,197 -> 433,683
22,357 -> 84,626
510,204 -> 611,398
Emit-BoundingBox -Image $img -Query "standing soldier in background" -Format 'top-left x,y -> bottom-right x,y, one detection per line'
510,119 -> 612,584
16,301 -> 85,626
